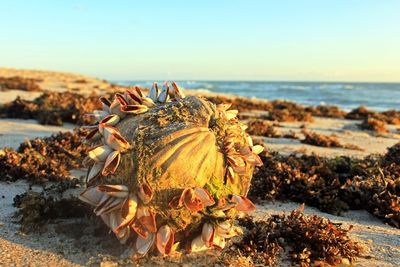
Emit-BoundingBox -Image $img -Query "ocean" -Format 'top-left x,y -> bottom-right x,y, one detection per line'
115,81 -> 400,112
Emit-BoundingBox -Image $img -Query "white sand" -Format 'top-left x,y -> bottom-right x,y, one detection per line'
263,117 -> 400,158
0,119 -> 74,149
0,180 -> 398,266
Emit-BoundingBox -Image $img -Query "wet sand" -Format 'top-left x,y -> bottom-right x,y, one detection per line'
0,68 -> 399,266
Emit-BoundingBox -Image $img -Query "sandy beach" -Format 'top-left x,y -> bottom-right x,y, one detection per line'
0,68 -> 399,267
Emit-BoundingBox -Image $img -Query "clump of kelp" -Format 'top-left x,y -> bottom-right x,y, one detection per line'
301,131 -> 343,148
0,92 -> 103,125
250,144 -> 400,228
206,95 -> 400,127
384,143 -> 400,165
0,76 -> 42,91
0,129 -> 89,182
246,119 -> 281,138
207,96 -> 314,122
301,130 -> 363,150
4,129 -> 99,233
360,117 -> 388,133
13,180 -> 88,232
206,95 -> 351,121
229,205 -> 362,266
346,106 -> 400,125
305,105 -> 347,119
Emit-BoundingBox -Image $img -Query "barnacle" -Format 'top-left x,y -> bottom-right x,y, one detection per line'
79,81 -> 263,256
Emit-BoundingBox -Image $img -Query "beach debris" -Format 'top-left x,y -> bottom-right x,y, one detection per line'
305,105 -> 347,118
0,76 -> 42,91
0,129 -> 89,182
360,117 -> 388,133
384,142 -> 400,165
246,119 -> 281,138
300,130 -> 363,150
13,179 -> 87,232
231,205 -> 362,266
346,105 -> 400,125
250,147 -> 400,228
345,106 -> 373,120
79,82 -> 263,256
206,96 -> 315,122
282,130 -> 299,139
0,92 -> 103,126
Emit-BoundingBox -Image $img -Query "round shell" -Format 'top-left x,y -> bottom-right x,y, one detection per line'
79,82 -> 263,256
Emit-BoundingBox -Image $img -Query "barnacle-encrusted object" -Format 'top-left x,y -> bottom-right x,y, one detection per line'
79,81 -> 263,256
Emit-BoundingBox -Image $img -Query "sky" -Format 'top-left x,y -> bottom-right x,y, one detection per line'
0,0 -> 399,82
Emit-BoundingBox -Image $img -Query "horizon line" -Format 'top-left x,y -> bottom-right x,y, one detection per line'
2,67 -> 399,84
112,79 -> 400,84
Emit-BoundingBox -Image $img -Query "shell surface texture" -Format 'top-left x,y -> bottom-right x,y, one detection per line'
79,81 -> 264,257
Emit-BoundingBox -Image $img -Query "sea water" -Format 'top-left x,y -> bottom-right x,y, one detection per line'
115,81 -> 400,112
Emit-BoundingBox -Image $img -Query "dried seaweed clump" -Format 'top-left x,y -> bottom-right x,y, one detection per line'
384,142 -> 400,165
301,130 -> 362,150
345,106 -> 373,120
13,179 -> 88,232
301,131 -> 343,148
246,119 -> 281,138
0,129 -> 88,182
0,76 -> 42,91
250,149 -> 400,228
360,117 -> 388,133
305,105 -> 347,118
267,101 -> 314,122
79,82 -> 263,257
234,205 -> 362,266
205,95 -> 273,112
300,130 -> 362,150
206,96 -> 314,122
346,106 -> 400,126
0,92 -> 103,125
250,152 -> 348,215
380,109 -> 400,125
0,97 -> 38,119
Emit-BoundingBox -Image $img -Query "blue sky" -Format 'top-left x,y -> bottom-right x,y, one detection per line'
0,0 -> 399,81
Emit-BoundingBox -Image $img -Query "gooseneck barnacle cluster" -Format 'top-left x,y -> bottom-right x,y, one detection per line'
79,81 -> 263,257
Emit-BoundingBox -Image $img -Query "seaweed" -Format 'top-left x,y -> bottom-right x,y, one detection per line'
282,130 -> 299,139
305,105 -> 347,118
0,92 -> 103,126
205,95 -> 273,113
300,130 -> 362,150
267,100 -> 314,122
233,205 -> 362,266
301,131 -> 343,148
360,117 -> 388,133
206,96 -> 314,122
250,145 -> 400,228
346,106 -> 400,126
384,142 -> 400,165
0,96 -> 38,119
0,129 -> 89,182
345,106 -> 372,120
246,119 -> 281,138
0,76 -> 42,91
13,179 -> 89,232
